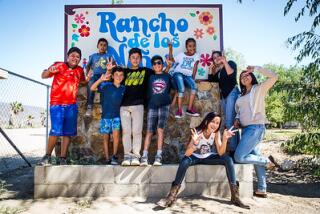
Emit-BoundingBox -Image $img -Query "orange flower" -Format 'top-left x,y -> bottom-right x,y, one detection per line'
194,28 -> 204,39
199,11 -> 213,25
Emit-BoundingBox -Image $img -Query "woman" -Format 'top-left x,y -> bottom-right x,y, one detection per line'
158,112 -> 250,209
234,66 -> 278,197
208,51 -> 240,153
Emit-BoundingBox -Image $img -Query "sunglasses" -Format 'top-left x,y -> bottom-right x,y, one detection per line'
152,61 -> 163,66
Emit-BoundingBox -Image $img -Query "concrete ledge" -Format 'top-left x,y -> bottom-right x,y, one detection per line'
34,164 -> 253,199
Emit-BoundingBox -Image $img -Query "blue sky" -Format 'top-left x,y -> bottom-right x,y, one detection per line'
0,0 -> 311,84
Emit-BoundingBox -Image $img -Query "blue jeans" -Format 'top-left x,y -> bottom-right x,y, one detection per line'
172,73 -> 197,97
221,86 -> 240,151
87,74 -> 102,107
234,124 -> 267,192
49,104 -> 78,136
173,154 -> 237,186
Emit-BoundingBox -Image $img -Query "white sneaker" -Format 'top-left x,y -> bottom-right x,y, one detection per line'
85,108 -> 92,117
153,155 -> 162,166
131,157 -> 140,166
121,155 -> 131,166
140,156 -> 149,166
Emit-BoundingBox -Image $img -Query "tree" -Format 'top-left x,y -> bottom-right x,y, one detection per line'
26,115 -> 34,127
8,101 -> 24,128
282,0 -> 320,131
224,47 -> 247,72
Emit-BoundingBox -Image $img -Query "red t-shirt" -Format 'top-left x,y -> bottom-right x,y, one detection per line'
49,62 -> 85,105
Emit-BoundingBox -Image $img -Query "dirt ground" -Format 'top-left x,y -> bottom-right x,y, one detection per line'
0,129 -> 319,214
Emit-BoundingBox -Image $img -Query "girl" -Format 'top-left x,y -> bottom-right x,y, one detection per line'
234,66 -> 278,197
170,38 -> 200,118
158,112 -> 249,209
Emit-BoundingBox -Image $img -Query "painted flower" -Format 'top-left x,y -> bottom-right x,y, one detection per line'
198,68 -> 206,76
200,53 -> 212,67
74,13 -> 85,24
194,28 -> 204,39
207,26 -> 215,35
78,25 -> 90,37
199,11 -> 213,25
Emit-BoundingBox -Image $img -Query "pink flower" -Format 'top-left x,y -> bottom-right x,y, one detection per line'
194,28 -> 204,39
200,53 -> 212,67
74,13 -> 85,24
207,26 -> 215,35
78,25 -> 90,37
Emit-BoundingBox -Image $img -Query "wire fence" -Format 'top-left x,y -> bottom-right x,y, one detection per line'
0,68 -> 50,173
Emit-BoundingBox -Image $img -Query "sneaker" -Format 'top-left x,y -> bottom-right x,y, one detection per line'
59,157 -> 67,165
121,155 -> 131,166
85,108 -> 92,117
38,154 -> 51,166
102,159 -> 111,165
140,156 -> 149,166
175,109 -> 183,119
111,155 -> 119,165
186,108 -> 200,117
131,157 -> 140,166
153,155 -> 162,166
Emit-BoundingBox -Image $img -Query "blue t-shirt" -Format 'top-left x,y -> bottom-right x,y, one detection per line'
98,82 -> 125,119
87,53 -> 114,75
148,72 -> 171,109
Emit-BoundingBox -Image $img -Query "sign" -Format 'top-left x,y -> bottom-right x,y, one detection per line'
65,4 -> 223,79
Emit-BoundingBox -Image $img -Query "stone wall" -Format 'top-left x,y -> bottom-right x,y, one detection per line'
34,164 -> 253,199
67,82 -> 221,163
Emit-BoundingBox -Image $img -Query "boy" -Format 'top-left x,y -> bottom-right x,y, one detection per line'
120,48 -> 154,166
90,66 -> 125,165
86,38 -> 115,116
39,47 -> 91,165
140,56 -> 172,166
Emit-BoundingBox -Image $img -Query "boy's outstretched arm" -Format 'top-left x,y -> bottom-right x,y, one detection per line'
90,73 -> 111,91
41,63 -> 61,79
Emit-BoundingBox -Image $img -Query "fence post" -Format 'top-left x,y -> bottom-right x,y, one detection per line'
46,85 -> 49,149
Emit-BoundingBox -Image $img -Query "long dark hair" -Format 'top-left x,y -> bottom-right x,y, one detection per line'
239,71 -> 258,96
195,112 -> 221,133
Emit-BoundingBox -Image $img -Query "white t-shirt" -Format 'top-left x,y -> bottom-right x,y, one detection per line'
173,52 -> 200,76
192,132 -> 218,159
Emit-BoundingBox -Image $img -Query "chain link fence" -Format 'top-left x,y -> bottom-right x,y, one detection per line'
0,68 -> 50,173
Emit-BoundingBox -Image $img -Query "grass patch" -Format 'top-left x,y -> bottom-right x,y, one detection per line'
0,206 -> 23,214
281,132 -> 320,156
264,128 -> 301,142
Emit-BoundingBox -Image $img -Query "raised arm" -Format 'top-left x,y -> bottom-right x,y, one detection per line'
185,128 -> 200,157
41,63 -> 63,79
214,129 -> 235,156
90,73 -> 110,91
254,66 -> 278,91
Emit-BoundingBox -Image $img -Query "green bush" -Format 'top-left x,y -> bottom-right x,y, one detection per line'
282,132 -> 320,156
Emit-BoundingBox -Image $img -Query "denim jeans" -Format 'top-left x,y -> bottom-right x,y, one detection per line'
87,74 -> 102,107
234,124 -> 267,191
172,73 -> 197,97
221,86 -> 240,151
173,154 -> 237,186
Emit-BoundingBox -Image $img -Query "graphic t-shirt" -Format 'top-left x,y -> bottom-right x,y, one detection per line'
147,72 -> 171,109
173,52 -> 200,76
192,132 -> 218,159
87,53 -> 114,75
49,62 -> 85,105
121,67 -> 154,106
98,82 -> 125,119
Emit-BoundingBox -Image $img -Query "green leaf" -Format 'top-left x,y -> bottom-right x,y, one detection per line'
72,24 -> 78,28
71,42 -> 75,47
190,13 -> 196,17
213,35 -> 217,40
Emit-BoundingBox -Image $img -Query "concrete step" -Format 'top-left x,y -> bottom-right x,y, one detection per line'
34,164 -> 253,199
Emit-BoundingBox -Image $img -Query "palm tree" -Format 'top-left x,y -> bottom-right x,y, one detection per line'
8,101 -> 24,128
40,111 -> 46,127
26,115 -> 34,127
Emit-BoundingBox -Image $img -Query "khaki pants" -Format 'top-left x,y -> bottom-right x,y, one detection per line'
120,105 -> 144,158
